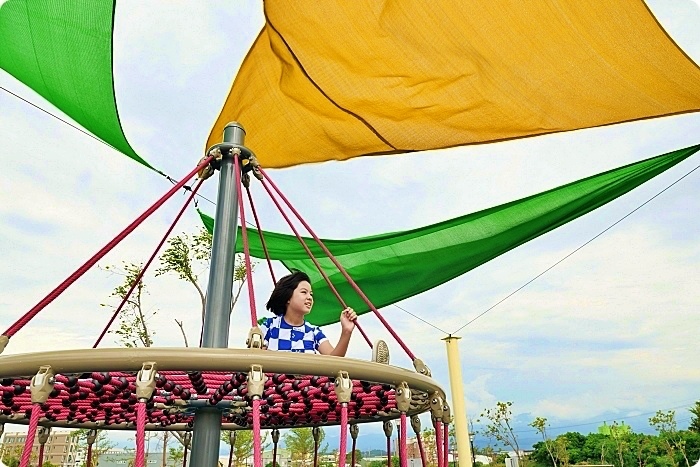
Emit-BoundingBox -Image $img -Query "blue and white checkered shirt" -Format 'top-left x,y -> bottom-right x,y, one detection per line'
259,315 -> 328,353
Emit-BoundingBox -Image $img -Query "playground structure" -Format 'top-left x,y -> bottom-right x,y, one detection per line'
0,123 -> 455,467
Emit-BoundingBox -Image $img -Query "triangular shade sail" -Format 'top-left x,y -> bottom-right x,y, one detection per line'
208,0 -> 700,168
0,0 -> 151,168
201,144 -> 699,325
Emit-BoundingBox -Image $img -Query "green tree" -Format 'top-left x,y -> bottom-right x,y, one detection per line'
649,410 -> 691,467
168,445 -> 185,467
284,427 -> 327,467
101,262 -> 154,348
689,402 -> 700,434
71,429 -> 115,467
530,417 -> 558,467
478,401 -> 525,466
222,430 -> 269,467
156,228 -> 250,343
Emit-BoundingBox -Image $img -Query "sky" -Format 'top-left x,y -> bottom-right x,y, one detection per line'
1,0 -> 700,455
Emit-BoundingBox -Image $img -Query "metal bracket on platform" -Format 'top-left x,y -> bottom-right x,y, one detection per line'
247,364 -> 265,399
383,420 -> 393,438
412,358 -> 432,377
350,423 -> 359,440
246,326 -> 263,349
441,401 -> 452,424
87,429 -> 97,446
395,381 -> 412,413
410,415 -> 421,434
334,371 -> 352,404
30,365 -> 55,404
38,426 -> 51,445
429,392 -> 444,420
136,362 -> 158,401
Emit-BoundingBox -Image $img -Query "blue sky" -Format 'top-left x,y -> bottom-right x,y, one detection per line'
1,0 -> 699,454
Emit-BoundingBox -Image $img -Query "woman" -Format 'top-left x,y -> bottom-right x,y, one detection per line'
259,271 -> 357,356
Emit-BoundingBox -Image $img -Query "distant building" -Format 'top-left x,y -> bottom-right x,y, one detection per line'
1,430 -> 80,467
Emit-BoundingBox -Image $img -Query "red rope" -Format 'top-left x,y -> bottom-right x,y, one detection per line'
3,156 -> 214,338
245,185 -> 276,285
260,169 -> 415,359
86,444 -> 93,467
416,433 -> 428,467
260,179 -> 372,348
182,444 -> 189,467
272,433 -> 279,467
338,404 -> 348,467
400,413 -> 408,467
19,406 -> 40,467
313,429 -> 320,467
38,443 -> 45,467
135,402 -> 147,467
93,178 -> 205,348
235,157 -> 258,327
351,433 -> 357,467
228,441 -> 234,467
443,422 -> 450,467
252,398 -> 263,467
435,421 -> 444,467
386,428 -> 392,467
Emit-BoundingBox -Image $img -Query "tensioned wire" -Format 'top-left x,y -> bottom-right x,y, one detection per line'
3,82 -> 698,339
0,85 -> 217,207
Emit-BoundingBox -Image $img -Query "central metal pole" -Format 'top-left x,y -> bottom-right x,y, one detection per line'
189,122 -> 245,467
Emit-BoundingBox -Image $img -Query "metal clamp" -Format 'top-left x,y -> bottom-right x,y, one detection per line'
246,326 -> 264,349
350,424 -> 359,440
442,402 -> 452,424
395,381 -> 411,413
413,358 -> 432,377
87,429 -> 98,445
429,392 -> 444,420
136,362 -> 158,401
30,365 -> 55,404
182,432 -> 192,448
383,420 -> 393,438
247,364 -> 265,399
410,415 -> 422,434
312,426 -> 321,443
0,335 -> 8,355
38,426 -> 51,444
334,371 -> 352,404
272,428 -> 280,444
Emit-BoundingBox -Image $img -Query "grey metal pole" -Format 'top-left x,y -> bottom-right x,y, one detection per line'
189,122 -> 245,467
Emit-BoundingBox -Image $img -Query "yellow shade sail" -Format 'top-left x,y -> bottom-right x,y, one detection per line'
208,0 -> 700,168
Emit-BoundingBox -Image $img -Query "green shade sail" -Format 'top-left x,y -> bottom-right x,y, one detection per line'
0,0 -> 151,168
201,145 -> 699,326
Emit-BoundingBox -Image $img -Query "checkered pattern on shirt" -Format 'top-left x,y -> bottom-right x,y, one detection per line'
259,315 -> 328,353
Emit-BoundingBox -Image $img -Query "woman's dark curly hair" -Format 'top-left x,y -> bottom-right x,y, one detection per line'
266,271 -> 311,316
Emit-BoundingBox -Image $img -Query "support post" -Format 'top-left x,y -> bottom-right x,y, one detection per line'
442,336 -> 474,467
189,122 -> 245,467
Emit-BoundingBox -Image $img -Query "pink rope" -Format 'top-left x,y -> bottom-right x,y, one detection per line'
435,421 -> 443,467
19,406 -> 40,467
93,178 -> 205,347
261,169 -> 416,359
245,185 -> 276,285
135,402 -> 147,467
443,422 -> 449,467
4,155 -> 213,338
260,179 -> 372,348
338,404 -> 348,467
386,430 -> 392,467
416,433 -> 428,467
252,398 -> 263,467
351,434 -> 357,467
400,413 -> 408,467
235,157 -> 259,326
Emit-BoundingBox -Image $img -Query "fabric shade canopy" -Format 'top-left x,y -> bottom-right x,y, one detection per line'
201,144 -> 699,326
0,0 -> 151,168
208,0 -> 700,168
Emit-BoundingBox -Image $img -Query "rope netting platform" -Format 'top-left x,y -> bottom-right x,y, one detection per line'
0,348 -> 444,431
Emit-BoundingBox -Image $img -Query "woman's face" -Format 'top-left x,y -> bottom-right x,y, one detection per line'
287,280 -> 314,315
